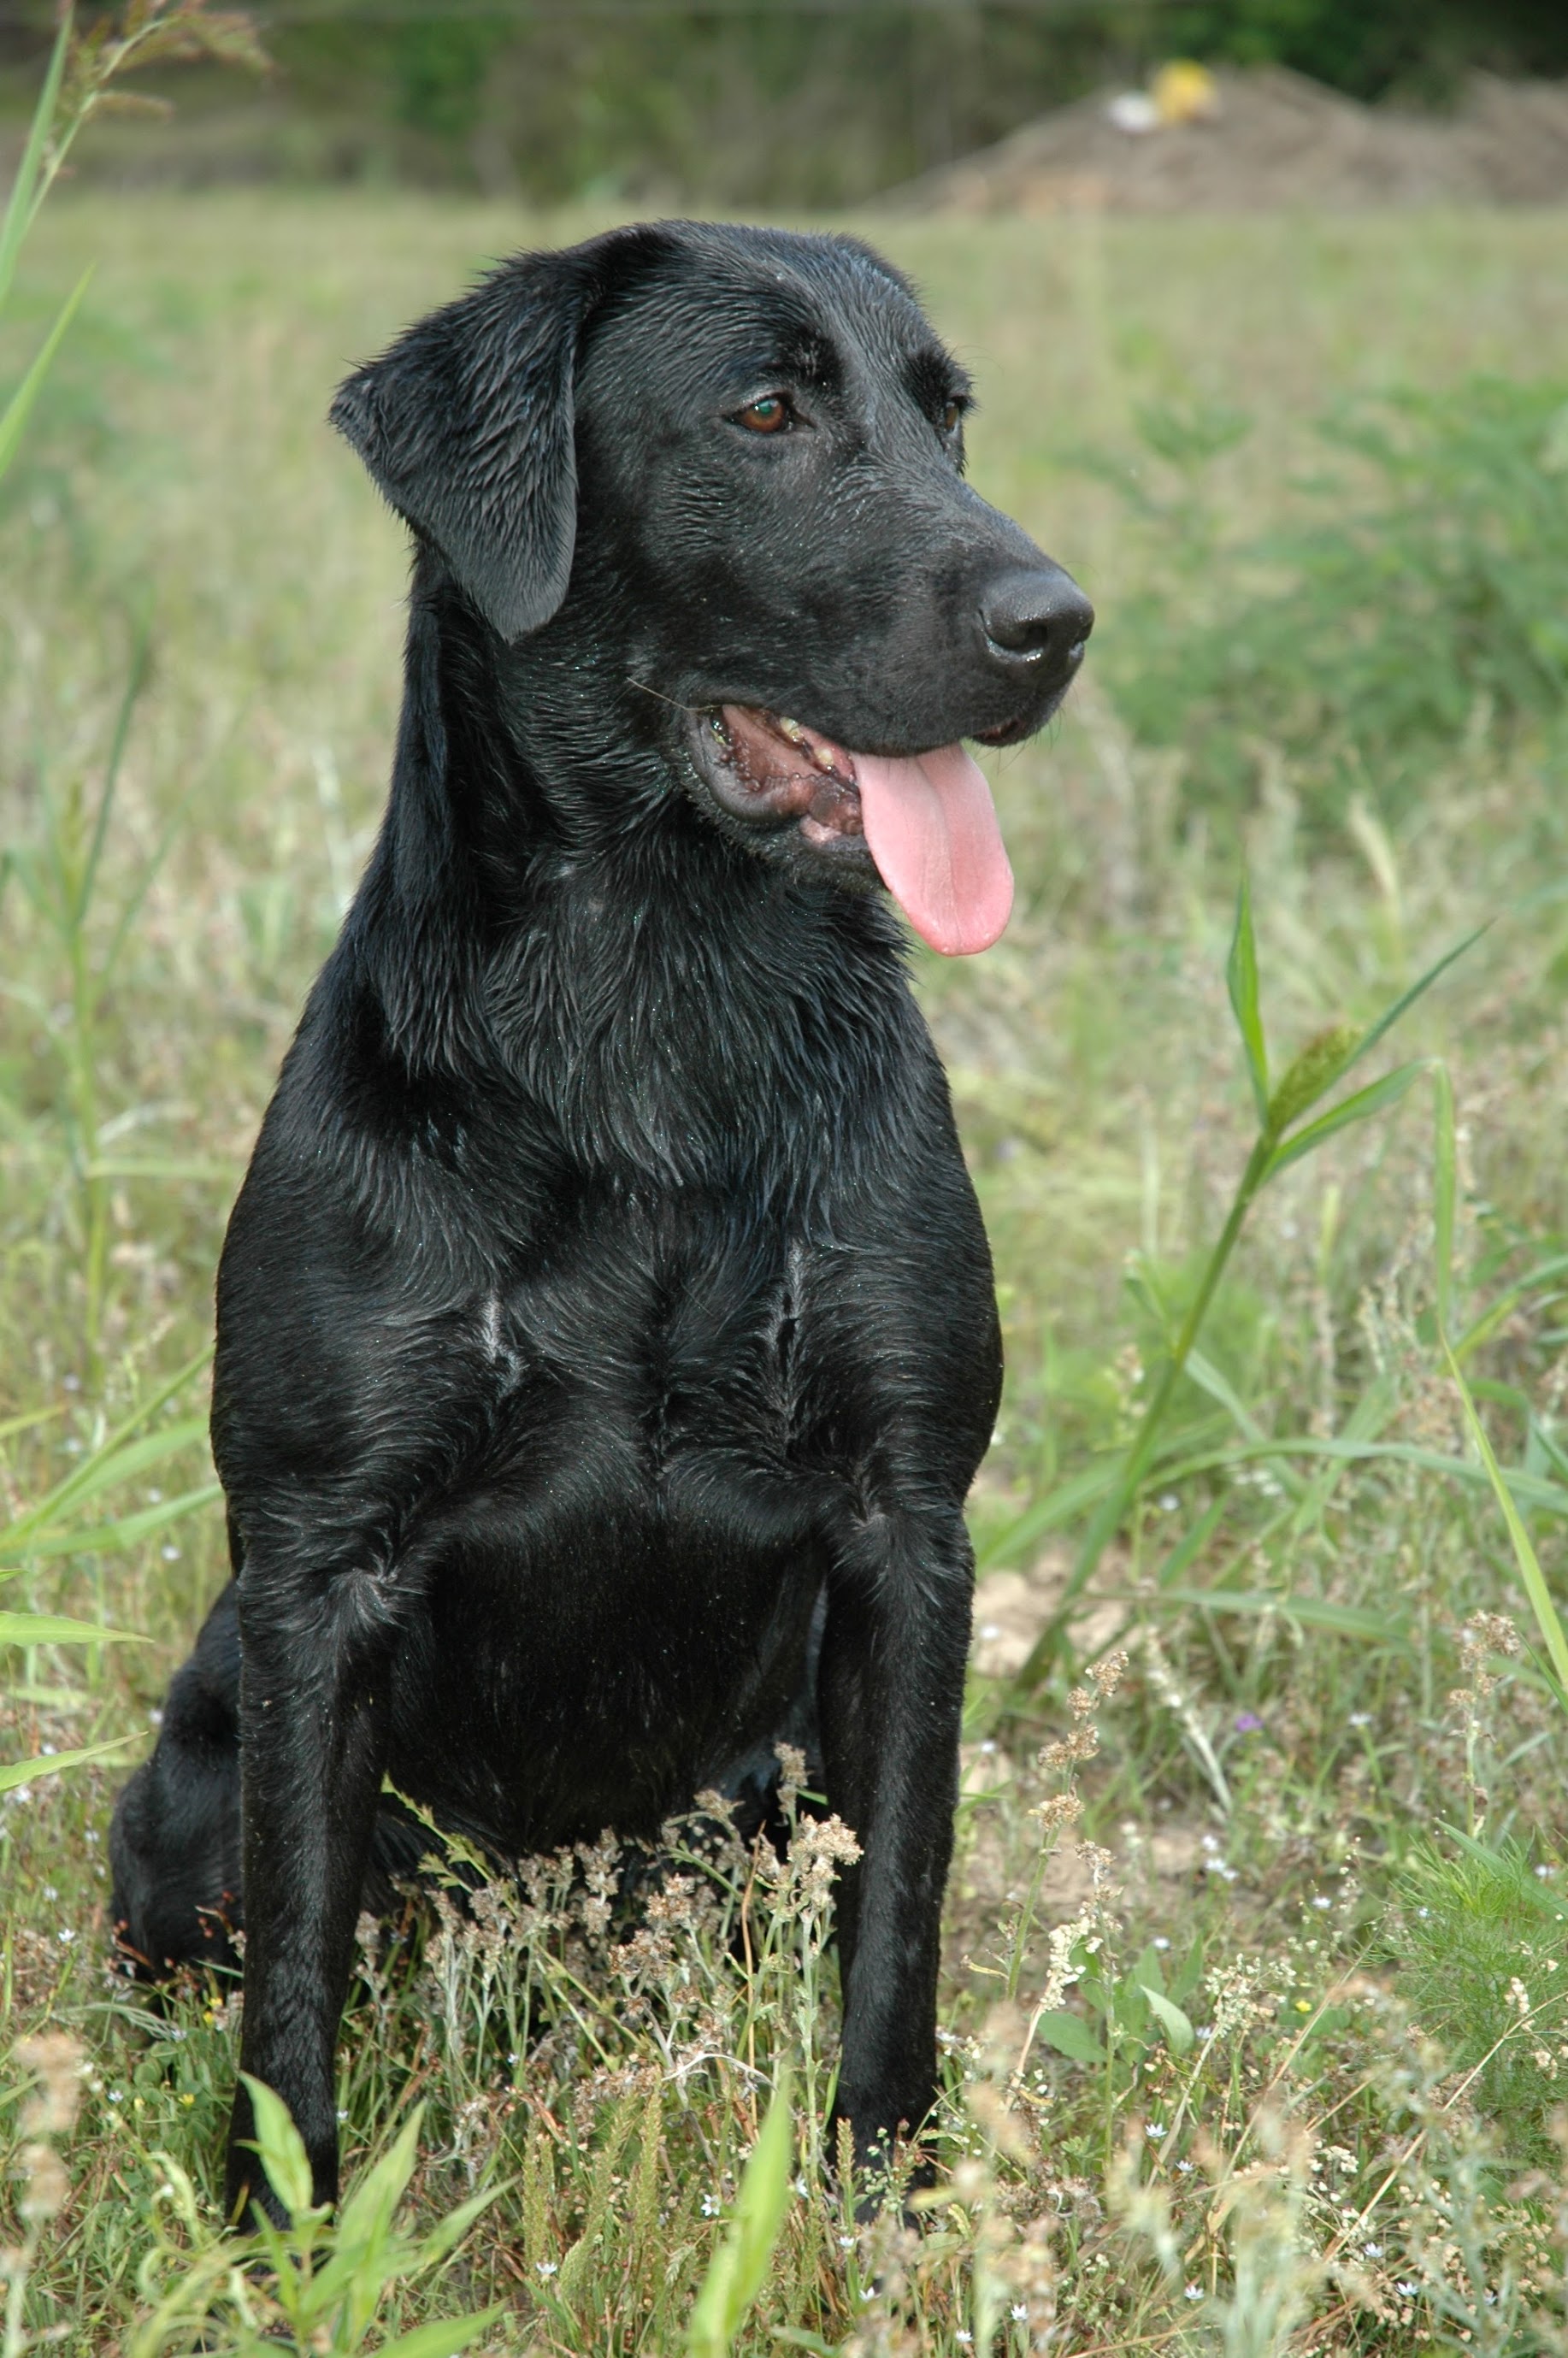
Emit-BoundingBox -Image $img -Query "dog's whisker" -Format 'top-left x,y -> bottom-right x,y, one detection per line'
627,677 -> 707,716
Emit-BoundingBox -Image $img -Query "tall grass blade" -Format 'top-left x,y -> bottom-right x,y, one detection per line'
0,13 -> 69,315
0,1732 -> 134,1795
1185,1347 -> 1304,1493
0,1479 -> 221,1571
1455,1248 -> 1568,1362
0,1433 -> 214,1565
0,1350 -> 210,1548
0,267 -> 91,489
975,1458 -> 1121,1573
1155,1491 -> 1228,1586
1289,1371 -> 1397,1536
1426,1054 -> 1568,1689
0,1610 -> 144,1647
1443,1335 -> 1568,1695
374,2316 -> 506,2358
687,2069 -> 793,2358
81,1156 -> 237,1183
1145,1586 -> 1409,1641
403,2184 -> 504,2271
1225,872 -> 1270,1123
1330,925 -> 1487,1094
1150,1430 -> 1568,1514
0,1406 -> 59,1445
1433,1058 -> 1457,1334
78,627 -> 150,934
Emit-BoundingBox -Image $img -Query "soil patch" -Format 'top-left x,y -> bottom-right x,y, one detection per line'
881,65 -> 1568,215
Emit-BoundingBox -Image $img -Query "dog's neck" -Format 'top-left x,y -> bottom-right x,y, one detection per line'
335,567 -> 926,1186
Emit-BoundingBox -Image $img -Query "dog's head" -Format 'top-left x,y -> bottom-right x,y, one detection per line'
333,221 -> 1091,957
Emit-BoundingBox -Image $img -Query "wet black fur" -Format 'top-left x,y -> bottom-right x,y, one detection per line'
109,221 -> 1091,2225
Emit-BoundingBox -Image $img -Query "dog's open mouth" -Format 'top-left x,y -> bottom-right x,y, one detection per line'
693,704 -> 1013,957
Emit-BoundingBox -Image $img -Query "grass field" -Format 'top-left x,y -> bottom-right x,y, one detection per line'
3,192 -> 1568,2355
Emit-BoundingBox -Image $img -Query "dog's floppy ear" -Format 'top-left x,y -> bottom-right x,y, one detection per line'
331,245 -> 612,642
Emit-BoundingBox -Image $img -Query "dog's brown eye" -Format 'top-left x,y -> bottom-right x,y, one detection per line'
737,396 -> 789,434
940,400 -> 964,436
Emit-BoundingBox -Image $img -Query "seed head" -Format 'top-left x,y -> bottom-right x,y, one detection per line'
15,2032 -> 84,2140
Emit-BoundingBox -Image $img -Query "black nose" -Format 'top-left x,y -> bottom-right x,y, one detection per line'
979,566 -> 1094,669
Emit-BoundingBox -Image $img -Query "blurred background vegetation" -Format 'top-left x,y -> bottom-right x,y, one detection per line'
5,0 -> 1568,206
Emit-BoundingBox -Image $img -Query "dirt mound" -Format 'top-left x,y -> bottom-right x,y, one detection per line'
880,65 -> 1568,215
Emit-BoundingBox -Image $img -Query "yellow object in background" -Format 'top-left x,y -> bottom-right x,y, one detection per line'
1152,60 -> 1222,124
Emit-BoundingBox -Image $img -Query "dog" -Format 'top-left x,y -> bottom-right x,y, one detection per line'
110,220 -> 1092,2225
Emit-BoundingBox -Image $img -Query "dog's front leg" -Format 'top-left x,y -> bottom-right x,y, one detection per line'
817,1502 -> 971,2181
224,1556 -> 394,2225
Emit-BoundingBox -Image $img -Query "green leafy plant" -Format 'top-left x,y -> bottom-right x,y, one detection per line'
1006,877 -> 1481,1689
1075,1940 -> 1201,2073
126,2078 -> 499,2357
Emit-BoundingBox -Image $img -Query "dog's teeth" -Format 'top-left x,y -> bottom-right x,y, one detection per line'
777,715 -> 839,772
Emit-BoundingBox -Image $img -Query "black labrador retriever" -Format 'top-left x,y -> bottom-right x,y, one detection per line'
110,220 -> 1092,2225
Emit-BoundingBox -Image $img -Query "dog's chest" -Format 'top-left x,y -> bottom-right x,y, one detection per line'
479,1201 -> 811,1486
402,1212 -> 829,1792
430,1142 -> 997,1593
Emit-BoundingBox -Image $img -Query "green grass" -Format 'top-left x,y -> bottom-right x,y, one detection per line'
4,193 -> 1568,2353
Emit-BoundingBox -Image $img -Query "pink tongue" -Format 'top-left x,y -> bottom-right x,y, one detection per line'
853,743 -> 1014,956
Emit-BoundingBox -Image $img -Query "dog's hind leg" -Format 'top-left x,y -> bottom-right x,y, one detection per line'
110,1578 -> 246,1979
714,1584 -> 827,1852
109,1547 -> 422,1991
